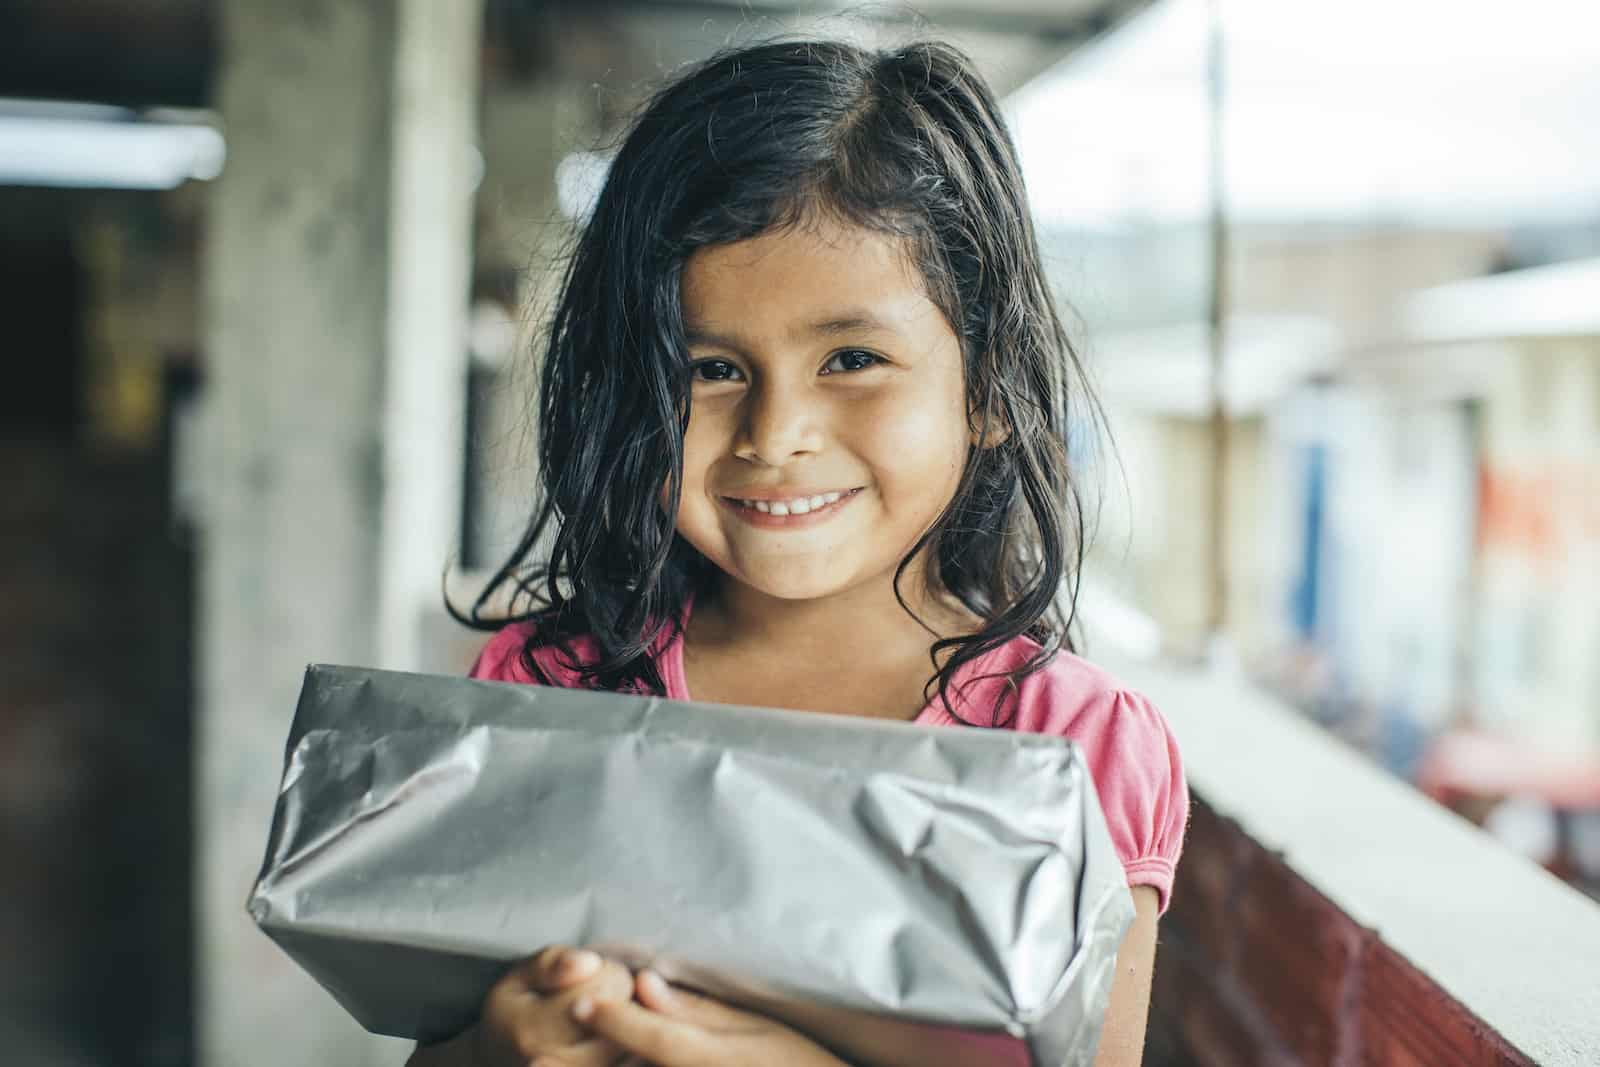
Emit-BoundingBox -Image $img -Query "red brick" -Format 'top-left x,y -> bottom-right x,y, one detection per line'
1153,934 -> 1300,1067
1169,799 -> 1258,970
1231,849 -> 1368,1065
1358,940 -> 1534,1067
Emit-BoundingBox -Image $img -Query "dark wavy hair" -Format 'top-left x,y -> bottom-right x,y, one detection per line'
454,38 -> 1105,727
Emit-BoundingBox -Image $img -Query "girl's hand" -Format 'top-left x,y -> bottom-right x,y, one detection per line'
470,945 -> 635,1067
574,970 -> 851,1067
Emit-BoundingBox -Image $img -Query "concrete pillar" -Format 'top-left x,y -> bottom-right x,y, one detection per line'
201,1 -> 480,1063
470,81 -> 595,568
379,0 -> 483,670
1143,414 -> 1265,658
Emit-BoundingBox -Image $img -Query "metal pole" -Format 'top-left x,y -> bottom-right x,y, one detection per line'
1206,0 -> 1230,646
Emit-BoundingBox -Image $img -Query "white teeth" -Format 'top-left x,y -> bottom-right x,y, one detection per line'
735,490 -> 851,515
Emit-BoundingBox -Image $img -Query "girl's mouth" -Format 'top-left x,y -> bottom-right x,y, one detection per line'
720,487 -> 864,528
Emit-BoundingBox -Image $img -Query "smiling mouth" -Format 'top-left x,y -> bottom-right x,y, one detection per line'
724,488 -> 860,516
721,487 -> 864,519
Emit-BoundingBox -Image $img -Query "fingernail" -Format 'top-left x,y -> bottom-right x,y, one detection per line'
562,949 -> 601,979
571,996 -> 595,1022
639,970 -> 671,1001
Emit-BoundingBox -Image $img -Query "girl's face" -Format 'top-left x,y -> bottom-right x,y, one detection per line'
673,216 -> 970,607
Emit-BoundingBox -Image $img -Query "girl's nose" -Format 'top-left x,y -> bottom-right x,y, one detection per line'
733,381 -> 824,466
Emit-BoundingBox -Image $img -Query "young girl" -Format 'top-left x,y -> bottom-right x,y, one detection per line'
415,38 -> 1186,1067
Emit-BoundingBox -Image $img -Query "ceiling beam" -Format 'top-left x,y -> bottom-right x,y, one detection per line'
599,0 -> 1133,43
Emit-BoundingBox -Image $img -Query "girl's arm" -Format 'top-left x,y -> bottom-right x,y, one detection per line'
1093,886 -> 1162,1067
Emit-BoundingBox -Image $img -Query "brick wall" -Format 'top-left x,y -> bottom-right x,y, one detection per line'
1147,798 -> 1535,1066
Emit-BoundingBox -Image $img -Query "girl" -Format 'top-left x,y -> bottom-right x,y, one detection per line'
416,38 -> 1186,1067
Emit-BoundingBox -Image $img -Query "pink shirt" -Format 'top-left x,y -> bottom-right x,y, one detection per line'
470,617 -> 1188,913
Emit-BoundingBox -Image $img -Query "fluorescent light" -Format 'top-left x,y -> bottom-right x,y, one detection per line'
0,102 -> 226,190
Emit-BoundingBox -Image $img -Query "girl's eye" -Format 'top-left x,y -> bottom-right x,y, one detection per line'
691,359 -> 743,382
822,349 -> 882,374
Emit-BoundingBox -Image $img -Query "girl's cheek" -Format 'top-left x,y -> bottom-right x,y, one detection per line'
865,388 -> 964,461
857,391 -> 968,519
665,411 -> 713,508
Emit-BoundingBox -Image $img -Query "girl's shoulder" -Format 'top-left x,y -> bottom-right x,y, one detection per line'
968,635 -> 1190,912
955,633 -> 1176,749
467,615 -> 681,689
1009,641 -> 1178,756
467,619 -> 605,687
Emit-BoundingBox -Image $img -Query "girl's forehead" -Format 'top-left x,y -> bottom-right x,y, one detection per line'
680,219 -> 935,329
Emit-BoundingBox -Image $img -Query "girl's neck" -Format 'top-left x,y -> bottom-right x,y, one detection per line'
690,569 -> 980,662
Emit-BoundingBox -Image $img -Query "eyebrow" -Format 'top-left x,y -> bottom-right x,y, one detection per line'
803,311 -> 895,337
683,310 -> 898,348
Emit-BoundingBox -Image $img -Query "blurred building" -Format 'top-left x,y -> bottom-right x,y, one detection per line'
1007,0 -> 1600,881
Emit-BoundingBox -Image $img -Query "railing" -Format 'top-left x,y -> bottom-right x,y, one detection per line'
1102,652 -> 1600,1066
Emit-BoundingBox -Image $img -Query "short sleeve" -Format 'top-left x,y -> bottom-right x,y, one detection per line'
1090,688 -> 1189,914
468,620 -> 608,690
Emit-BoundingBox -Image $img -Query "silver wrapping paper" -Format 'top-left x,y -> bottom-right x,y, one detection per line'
249,664 -> 1134,1067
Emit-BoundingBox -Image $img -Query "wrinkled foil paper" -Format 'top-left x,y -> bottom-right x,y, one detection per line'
249,664 -> 1134,1067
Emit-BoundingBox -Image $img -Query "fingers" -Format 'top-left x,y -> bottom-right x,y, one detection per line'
573,993 -> 709,1067
523,945 -> 604,993
479,948 -> 636,1067
633,971 -> 742,1029
524,1036 -> 625,1067
582,957 -> 638,1006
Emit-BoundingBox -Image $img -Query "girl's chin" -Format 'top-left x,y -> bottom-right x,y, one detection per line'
732,575 -> 855,603
712,559 -> 866,604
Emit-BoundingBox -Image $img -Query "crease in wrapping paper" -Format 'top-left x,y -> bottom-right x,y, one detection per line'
249,664 -> 1135,1067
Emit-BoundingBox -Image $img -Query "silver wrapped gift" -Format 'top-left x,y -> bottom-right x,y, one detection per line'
249,664 -> 1134,1067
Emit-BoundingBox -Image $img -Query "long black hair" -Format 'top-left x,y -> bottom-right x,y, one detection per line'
454,38 -> 1106,726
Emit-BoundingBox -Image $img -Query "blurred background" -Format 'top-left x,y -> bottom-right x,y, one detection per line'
2,0 -> 1597,1064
